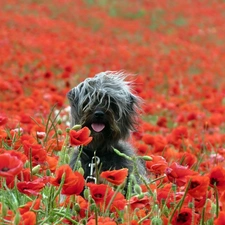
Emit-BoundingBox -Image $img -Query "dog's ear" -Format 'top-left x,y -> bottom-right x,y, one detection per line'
67,88 -> 77,105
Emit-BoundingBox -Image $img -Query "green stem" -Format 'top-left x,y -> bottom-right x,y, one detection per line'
44,105 -> 61,145
214,185 -> 219,218
29,148 -> 33,181
52,211 -> 79,224
52,173 -> 66,203
72,146 -> 83,171
58,131 -> 70,166
168,179 -> 191,223
104,183 -> 124,213
150,175 -> 166,183
138,210 -> 152,224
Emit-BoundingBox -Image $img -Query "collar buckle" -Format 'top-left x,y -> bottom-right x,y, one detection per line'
85,156 -> 100,184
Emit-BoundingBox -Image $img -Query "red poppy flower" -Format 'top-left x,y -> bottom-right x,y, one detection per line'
166,162 -> 198,186
0,115 -> 8,126
51,165 -> 85,195
46,139 -> 64,152
18,211 -> 36,225
153,135 -> 168,153
61,171 -> 85,195
60,195 -> 88,218
209,166 -> 225,190
157,184 -> 177,208
214,211 -> 225,225
87,216 -> 116,225
0,153 -> 23,178
171,126 -> 188,140
69,127 -> 93,146
75,195 -> 88,218
23,141 -> 47,167
128,195 -> 151,211
146,155 -> 168,175
100,168 -> 128,185
109,192 -> 126,212
7,150 -> 28,164
186,175 -> 209,198
120,221 -> 140,225
167,126 -> 189,148
17,181 -> 45,196
19,198 -> 41,215
0,129 -> 8,144
30,124 -> 45,137
157,116 -> 167,127
3,175 -> 16,189
46,155 -> 58,172
17,168 -> 38,182
87,183 -> 114,205
143,134 -> 167,153
51,165 -> 74,186
142,133 -> 154,145
220,191 -> 225,211
178,152 -> 197,168
136,142 -> 148,155
171,207 -> 199,225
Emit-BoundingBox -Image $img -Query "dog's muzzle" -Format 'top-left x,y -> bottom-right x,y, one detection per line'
91,110 -> 105,132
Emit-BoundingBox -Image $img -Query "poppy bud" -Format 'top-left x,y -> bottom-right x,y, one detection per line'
211,201 -> 216,215
138,193 -> 145,199
83,188 -> 90,200
134,184 -> 142,194
13,212 -> 20,225
57,118 -> 62,125
36,131 -> 46,139
32,165 -> 41,175
141,155 -> 153,161
113,148 -> 132,160
78,167 -> 84,175
74,203 -> 80,212
90,203 -> 97,211
57,129 -> 63,135
129,173 -> 137,183
46,169 -> 52,176
76,160 -> 82,168
151,217 -> 163,225
172,183 -> 177,192
188,202 -> 194,208
71,124 -> 82,131
64,154 -> 70,164
24,161 -> 30,168
153,204 -> 159,212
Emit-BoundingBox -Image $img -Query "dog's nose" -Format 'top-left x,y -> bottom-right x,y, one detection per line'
94,110 -> 104,118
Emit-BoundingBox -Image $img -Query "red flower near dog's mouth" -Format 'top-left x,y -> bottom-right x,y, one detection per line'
91,123 -> 105,132
69,127 -> 93,146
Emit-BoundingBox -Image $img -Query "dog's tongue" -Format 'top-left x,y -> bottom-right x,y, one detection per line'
91,123 -> 105,132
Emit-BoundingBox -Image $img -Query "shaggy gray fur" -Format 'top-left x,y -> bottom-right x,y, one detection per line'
67,71 -> 147,186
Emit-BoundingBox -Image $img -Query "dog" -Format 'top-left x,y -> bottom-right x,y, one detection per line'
67,71 -> 147,186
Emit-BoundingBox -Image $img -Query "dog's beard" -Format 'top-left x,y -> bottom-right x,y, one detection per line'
80,109 -> 123,152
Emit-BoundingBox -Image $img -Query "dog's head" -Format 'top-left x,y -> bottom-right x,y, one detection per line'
67,71 -> 141,150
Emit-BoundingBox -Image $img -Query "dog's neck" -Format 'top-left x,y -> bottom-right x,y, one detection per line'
81,144 -> 114,158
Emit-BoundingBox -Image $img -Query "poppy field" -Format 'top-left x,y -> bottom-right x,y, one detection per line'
1,0 -> 225,224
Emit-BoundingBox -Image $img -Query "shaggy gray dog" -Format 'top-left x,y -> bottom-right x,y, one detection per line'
67,71 -> 147,185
